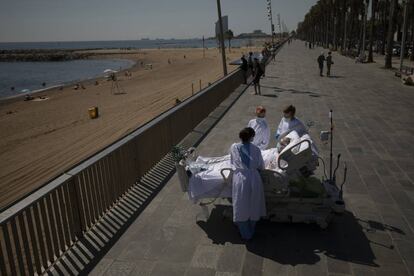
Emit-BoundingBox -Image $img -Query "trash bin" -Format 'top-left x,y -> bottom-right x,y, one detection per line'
88,107 -> 99,119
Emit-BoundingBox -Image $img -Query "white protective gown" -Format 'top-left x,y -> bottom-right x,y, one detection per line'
247,118 -> 271,150
230,142 -> 266,222
276,117 -> 308,139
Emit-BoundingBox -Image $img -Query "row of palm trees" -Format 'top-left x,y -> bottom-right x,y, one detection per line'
296,0 -> 414,68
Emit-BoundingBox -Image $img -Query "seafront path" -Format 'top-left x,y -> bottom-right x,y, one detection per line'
90,40 -> 414,276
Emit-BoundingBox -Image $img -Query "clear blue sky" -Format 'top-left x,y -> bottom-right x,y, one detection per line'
0,0 -> 317,42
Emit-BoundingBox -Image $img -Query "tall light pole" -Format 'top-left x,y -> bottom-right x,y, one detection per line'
277,14 -> 282,39
216,0 -> 227,76
266,0 -> 275,44
400,0 -> 408,72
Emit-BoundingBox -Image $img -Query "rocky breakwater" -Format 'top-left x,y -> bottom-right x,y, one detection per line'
0,49 -> 97,62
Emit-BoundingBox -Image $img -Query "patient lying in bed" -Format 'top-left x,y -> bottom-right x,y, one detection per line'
187,131 -> 318,202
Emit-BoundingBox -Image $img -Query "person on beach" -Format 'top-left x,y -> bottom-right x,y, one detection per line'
247,106 -> 270,150
253,58 -> 264,95
326,52 -> 334,77
240,55 -> 248,84
230,127 -> 266,241
317,52 -> 325,77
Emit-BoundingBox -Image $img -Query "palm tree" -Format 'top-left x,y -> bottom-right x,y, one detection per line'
368,0 -> 378,62
385,0 -> 397,68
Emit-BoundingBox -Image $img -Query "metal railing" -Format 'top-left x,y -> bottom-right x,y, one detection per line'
0,41 -> 285,275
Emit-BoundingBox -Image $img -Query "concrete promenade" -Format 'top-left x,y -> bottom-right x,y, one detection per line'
90,40 -> 414,276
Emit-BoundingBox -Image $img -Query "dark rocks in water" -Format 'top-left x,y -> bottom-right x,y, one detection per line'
0,49 -> 94,62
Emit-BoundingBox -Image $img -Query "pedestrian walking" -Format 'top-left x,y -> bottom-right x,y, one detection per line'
326,52 -> 334,77
248,52 -> 254,75
240,55 -> 248,84
253,58 -> 264,95
317,52 -> 325,77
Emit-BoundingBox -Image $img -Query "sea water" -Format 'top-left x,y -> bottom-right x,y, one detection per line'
0,38 -> 254,99
0,59 -> 135,98
0,38 -> 249,50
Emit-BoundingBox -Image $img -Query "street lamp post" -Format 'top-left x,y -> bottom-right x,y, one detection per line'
266,0 -> 275,44
400,0 -> 408,72
216,0 -> 227,76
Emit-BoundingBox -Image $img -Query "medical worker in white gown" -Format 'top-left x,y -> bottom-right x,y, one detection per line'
230,127 -> 266,240
247,106 -> 270,150
275,105 -> 308,141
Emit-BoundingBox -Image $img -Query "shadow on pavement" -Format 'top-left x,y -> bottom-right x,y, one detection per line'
260,86 -> 324,98
198,205 -> 404,267
261,94 -> 278,98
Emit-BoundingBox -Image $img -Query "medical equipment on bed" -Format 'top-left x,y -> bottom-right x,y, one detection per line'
174,110 -> 347,229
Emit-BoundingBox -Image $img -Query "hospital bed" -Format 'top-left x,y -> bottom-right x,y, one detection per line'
174,132 -> 346,229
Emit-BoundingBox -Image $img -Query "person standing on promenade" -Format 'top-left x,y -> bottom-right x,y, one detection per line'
248,52 -> 254,74
317,52 -> 325,76
230,127 -> 266,241
326,52 -> 334,77
275,105 -> 308,142
253,58 -> 264,95
247,106 -> 270,150
240,55 -> 248,84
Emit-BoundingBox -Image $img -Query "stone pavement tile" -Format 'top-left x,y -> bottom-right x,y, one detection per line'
404,260 -> 414,276
241,250 -> 264,276
129,260 -> 155,276
190,244 -> 222,269
388,187 -> 414,211
262,258 -> 295,276
296,262 -> 327,276
150,262 -> 187,276
400,179 -> 414,192
157,227 -> 200,263
365,232 -> 403,264
326,257 -> 351,275
216,244 -> 245,273
350,263 -> 375,276
215,272 -> 241,276
362,174 -> 395,205
103,260 -> 135,276
394,239 -> 414,263
377,206 -> 414,241
89,258 -> 114,276
185,267 -> 216,276
372,262 -> 410,276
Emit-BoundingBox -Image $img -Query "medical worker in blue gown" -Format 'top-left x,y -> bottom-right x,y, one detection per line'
230,127 -> 266,240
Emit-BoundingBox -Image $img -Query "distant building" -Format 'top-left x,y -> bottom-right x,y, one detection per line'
215,15 -> 228,37
236,30 -> 270,39
252,30 -> 265,34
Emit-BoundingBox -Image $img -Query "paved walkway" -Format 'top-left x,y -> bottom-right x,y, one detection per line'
90,40 -> 414,276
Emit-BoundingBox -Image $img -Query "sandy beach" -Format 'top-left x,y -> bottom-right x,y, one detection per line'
0,46 -> 261,209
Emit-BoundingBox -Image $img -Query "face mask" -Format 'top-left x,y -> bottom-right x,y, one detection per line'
283,117 -> 291,122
